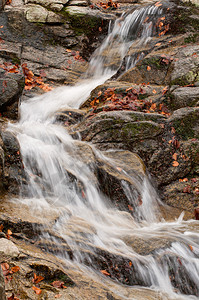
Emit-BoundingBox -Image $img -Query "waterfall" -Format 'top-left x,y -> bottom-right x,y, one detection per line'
7,3 -> 199,299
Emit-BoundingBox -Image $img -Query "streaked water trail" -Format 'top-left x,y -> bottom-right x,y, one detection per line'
7,3 -> 199,299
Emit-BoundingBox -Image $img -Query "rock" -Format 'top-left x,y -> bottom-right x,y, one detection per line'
162,178 -> 199,212
1,130 -> 25,194
80,80 -> 164,109
0,70 -> 24,119
46,10 -> 64,23
0,145 -> 4,191
0,40 -> 22,62
73,110 -> 164,144
25,4 -> 48,23
0,265 -> 6,300
168,87 -> 199,110
119,48 -> 174,85
170,45 -> 199,86
69,0 -> 88,6
0,238 -> 20,260
168,107 -> 199,140
21,45 -> 88,84
55,108 -> 86,125
25,4 -> 65,23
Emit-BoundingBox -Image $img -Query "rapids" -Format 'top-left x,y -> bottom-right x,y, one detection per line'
7,3 -> 199,299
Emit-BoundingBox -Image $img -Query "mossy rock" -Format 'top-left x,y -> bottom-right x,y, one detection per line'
168,107 -> 199,140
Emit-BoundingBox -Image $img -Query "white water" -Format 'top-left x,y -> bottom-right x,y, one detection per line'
8,4 -> 199,299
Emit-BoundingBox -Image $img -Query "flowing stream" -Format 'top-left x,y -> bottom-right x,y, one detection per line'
8,3 -> 199,299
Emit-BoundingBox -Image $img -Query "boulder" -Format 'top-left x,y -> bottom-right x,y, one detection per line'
25,4 -> 48,23
0,238 -> 20,261
25,4 -> 65,23
168,107 -> 199,140
162,177 -> 199,213
0,265 -> 6,300
73,110 -> 165,144
170,45 -> 199,86
168,86 -> 199,110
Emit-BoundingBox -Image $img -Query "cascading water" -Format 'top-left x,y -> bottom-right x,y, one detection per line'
7,3 -> 199,300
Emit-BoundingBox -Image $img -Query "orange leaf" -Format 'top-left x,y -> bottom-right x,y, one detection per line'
152,89 -> 157,94
0,224 -> 3,232
147,66 -> 151,71
172,153 -> 177,161
32,286 -> 42,295
55,295 -> 61,298
172,161 -> 179,167
155,43 -> 161,47
100,270 -> 110,276
189,245 -> 193,251
98,27 -> 102,32
7,229 -> 12,235
33,273 -> 44,283
129,261 -> 132,267
11,266 -> 20,273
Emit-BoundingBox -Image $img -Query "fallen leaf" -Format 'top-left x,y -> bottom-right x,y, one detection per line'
189,245 -> 193,251
183,185 -> 191,193
152,89 -> 157,94
172,153 -> 177,161
100,270 -> 110,276
11,266 -> 20,273
55,295 -> 61,298
147,65 -> 151,71
155,43 -> 161,47
33,273 -> 44,283
128,205 -> 133,211
52,281 -> 66,289
129,261 -> 132,267
172,161 -> 179,167
32,286 -> 42,295
191,178 -> 197,183
0,224 -> 3,232
7,229 -> 12,235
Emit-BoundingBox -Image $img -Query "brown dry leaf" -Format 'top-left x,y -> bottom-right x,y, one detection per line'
147,65 -> 151,71
172,161 -> 179,167
32,286 -> 42,295
55,295 -> 61,298
52,281 -> 66,289
100,270 -> 110,276
183,185 -> 191,193
11,266 -> 20,273
0,224 -> 3,232
172,153 -> 177,161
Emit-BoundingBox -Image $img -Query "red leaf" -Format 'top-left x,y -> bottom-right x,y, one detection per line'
183,185 -> 191,193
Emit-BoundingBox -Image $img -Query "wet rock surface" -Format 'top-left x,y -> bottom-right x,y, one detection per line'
0,0 -> 199,298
